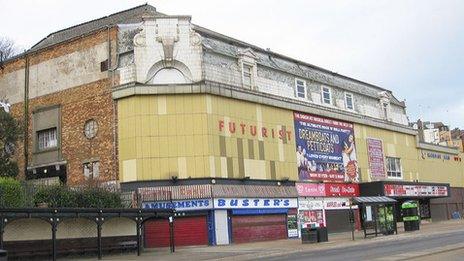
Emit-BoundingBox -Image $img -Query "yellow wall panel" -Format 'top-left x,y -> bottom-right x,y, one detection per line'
118,94 -> 463,185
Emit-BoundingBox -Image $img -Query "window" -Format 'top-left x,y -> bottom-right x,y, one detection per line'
84,119 -> 98,139
345,93 -> 354,110
386,157 -> 402,178
295,79 -> 306,99
84,161 -> 100,179
322,87 -> 332,105
37,128 -> 57,150
382,102 -> 390,120
242,64 -> 253,88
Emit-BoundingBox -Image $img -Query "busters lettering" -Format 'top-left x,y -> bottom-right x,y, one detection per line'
218,120 -> 292,141
214,198 -> 297,209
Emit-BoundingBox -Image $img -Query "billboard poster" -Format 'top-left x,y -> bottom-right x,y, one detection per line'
366,138 -> 386,180
294,112 -> 358,182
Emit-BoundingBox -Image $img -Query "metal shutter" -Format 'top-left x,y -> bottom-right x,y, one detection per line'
145,216 -> 208,248
232,214 -> 287,244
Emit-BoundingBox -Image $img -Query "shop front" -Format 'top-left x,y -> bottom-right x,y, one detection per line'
211,184 -> 299,244
296,182 -> 360,235
139,185 -> 214,247
359,181 -> 450,222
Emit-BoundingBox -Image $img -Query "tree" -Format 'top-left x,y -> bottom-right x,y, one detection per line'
0,37 -> 19,62
0,108 -> 22,177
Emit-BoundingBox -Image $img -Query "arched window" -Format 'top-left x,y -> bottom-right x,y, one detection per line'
150,68 -> 188,84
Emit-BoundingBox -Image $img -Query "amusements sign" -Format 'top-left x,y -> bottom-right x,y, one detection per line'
366,138 -> 386,180
294,112 -> 358,182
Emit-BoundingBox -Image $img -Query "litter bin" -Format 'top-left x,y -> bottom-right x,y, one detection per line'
301,227 -> 318,244
0,249 -> 7,261
316,227 -> 328,242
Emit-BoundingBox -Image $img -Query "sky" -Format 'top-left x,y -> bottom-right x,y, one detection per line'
1,0 -> 463,128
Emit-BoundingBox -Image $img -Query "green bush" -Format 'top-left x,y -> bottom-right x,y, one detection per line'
34,185 -> 78,207
0,177 -> 25,208
75,188 -> 122,208
33,185 -> 122,208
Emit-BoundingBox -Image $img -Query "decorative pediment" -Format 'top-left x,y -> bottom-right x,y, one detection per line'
238,48 -> 258,60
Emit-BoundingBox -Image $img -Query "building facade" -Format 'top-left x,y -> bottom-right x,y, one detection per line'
1,4 -> 464,247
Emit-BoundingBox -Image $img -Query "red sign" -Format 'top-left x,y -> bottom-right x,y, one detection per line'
324,183 -> 359,197
384,184 -> 448,197
296,183 -> 359,197
367,138 -> 386,180
296,183 -> 325,197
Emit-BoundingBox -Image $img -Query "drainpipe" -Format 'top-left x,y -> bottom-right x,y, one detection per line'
107,25 -> 119,183
23,55 -> 30,177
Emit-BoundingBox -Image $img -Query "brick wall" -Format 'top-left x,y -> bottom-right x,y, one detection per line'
2,27 -> 120,185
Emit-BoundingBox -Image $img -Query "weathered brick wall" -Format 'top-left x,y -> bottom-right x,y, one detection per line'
1,27 -> 120,185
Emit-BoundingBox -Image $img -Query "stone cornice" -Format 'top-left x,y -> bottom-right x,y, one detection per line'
112,80 -> 417,135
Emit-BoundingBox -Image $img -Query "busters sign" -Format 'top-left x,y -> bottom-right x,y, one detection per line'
214,198 -> 298,209
294,112 -> 358,182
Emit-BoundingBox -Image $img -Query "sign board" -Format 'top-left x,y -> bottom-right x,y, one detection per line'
298,198 -> 324,210
323,197 -> 355,210
214,198 -> 298,209
296,183 -> 359,197
294,112 -> 358,182
142,199 -> 212,211
366,138 -> 386,180
384,184 -> 448,197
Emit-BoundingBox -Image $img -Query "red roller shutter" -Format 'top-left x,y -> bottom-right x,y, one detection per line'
232,214 -> 287,244
145,216 -> 208,248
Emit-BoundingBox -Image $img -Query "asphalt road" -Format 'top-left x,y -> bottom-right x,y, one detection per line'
264,230 -> 464,261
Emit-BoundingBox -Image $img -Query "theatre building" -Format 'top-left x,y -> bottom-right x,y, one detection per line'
1,4 -> 463,247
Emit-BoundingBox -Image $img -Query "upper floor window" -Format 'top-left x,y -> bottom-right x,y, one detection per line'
295,79 -> 307,99
322,86 -> 332,105
345,93 -> 354,110
386,157 -> 402,178
242,64 -> 253,88
37,128 -> 57,150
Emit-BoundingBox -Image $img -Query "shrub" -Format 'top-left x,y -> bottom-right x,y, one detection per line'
33,185 -> 78,207
33,185 -> 122,208
75,188 -> 122,208
0,177 -> 25,208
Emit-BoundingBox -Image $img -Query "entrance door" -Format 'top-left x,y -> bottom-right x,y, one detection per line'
145,216 -> 208,247
231,214 -> 287,243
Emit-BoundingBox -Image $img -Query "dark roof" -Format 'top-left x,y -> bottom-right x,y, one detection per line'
29,4 -> 163,52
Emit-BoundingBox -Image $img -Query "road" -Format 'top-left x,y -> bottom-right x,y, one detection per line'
265,230 -> 464,261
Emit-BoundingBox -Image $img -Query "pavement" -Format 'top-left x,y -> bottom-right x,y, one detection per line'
71,219 -> 464,261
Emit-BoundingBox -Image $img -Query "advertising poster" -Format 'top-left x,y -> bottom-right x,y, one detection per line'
299,210 -> 325,228
294,112 -> 358,182
366,138 -> 386,180
287,214 -> 298,238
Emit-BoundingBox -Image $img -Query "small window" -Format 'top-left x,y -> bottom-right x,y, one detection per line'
345,93 -> 354,110
242,64 -> 253,88
322,87 -> 332,105
382,102 -> 390,120
84,161 -> 100,179
37,128 -> 57,150
84,119 -> 98,139
295,79 -> 306,99
386,157 -> 402,178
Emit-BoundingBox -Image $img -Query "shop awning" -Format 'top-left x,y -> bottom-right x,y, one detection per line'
352,196 -> 396,204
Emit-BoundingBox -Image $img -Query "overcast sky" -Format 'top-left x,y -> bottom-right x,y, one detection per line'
1,0 -> 463,128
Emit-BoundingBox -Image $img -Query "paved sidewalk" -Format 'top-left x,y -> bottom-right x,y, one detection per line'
74,219 -> 464,261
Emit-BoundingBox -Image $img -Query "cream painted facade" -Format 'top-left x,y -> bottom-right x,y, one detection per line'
118,93 -> 464,186
118,94 -> 296,182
